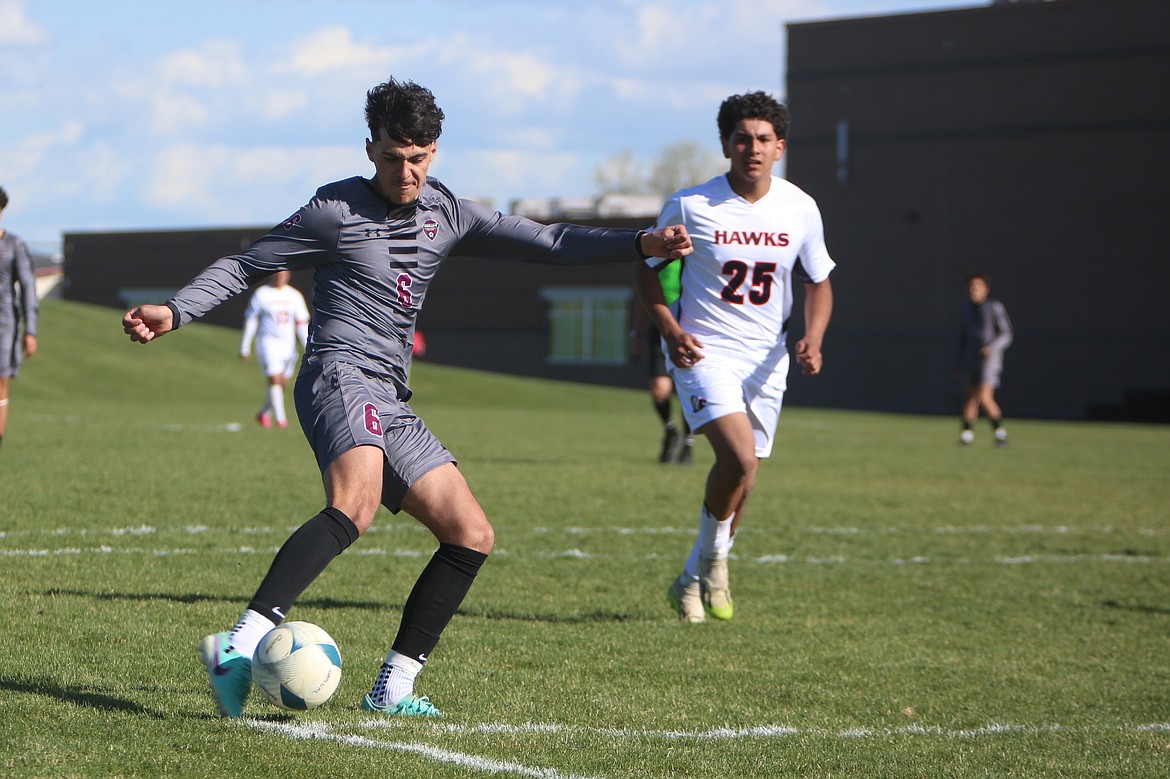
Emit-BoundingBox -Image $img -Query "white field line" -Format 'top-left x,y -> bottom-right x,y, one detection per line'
361,718 -> 1170,741
2,545 -> 1168,566
247,716 -> 1170,779
244,719 -> 600,779
2,523 -> 1166,540
4,523 -> 1167,563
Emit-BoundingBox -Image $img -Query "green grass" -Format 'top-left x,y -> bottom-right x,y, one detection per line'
1,297 -> 1168,778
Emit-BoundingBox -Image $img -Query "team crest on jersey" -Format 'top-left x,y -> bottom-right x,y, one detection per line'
422,218 -> 439,240
690,396 -> 709,413
282,213 -> 301,230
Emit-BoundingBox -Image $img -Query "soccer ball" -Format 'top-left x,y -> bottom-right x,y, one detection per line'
251,621 -> 342,711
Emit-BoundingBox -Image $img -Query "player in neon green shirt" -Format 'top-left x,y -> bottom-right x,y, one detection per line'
630,259 -> 693,464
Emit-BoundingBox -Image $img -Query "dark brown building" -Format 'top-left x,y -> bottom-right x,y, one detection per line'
784,0 -> 1170,420
62,218 -> 655,390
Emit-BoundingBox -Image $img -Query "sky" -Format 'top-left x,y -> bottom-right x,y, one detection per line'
0,0 -> 980,253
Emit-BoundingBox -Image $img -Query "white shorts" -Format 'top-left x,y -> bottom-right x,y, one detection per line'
668,342 -> 789,459
256,337 -> 298,379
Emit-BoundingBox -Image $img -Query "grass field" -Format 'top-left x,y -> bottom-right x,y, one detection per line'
2,298 -> 1168,778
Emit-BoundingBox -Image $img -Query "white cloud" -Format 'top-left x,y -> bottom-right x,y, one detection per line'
147,143 -> 360,222
0,121 -> 85,179
149,92 -> 212,135
257,89 -> 310,121
281,26 -> 399,75
436,147 -> 587,203
0,0 -> 48,45
158,39 -> 249,87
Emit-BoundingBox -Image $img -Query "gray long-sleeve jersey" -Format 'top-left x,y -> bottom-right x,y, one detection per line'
957,297 -> 1013,369
0,231 -> 38,336
168,176 -> 646,394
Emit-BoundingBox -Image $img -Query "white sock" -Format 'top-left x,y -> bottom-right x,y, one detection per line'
684,506 -> 733,578
268,385 -> 286,423
229,609 -> 276,660
370,650 -> 423,707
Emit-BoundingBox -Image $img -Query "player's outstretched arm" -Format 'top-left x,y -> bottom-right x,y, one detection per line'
122,304 -> 175,344
638,225 -> 693,259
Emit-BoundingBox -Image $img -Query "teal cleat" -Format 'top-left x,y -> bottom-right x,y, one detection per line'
200,632 -> 252,717
361,693 -> 443,717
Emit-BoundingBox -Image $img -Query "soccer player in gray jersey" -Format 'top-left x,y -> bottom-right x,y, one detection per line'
0,186 -> 39,451
122,77 -> 692,718
957,272 -> 1012,447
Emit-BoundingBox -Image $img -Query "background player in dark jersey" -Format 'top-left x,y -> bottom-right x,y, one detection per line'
957,272 -> 1012,447
122,77 -> 691,718
0,186 -> 39,451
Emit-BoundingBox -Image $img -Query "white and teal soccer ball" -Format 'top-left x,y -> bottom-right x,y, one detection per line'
252,621 -> 342,711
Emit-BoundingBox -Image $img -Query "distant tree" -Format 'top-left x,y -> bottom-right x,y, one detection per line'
648,141 -> 724,196
593,149 -> 647,195
594,141 -> 724,198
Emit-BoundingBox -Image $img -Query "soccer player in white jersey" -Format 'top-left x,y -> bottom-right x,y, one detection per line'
240,271 -> 310,429
124,77 -> 691,719
635,91 -> 836,623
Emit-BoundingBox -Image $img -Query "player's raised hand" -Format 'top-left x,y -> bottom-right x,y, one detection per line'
640,224 -> 693,259
122,304 -> 174,344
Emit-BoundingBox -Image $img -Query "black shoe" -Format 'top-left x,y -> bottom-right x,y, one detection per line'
674,443 -> 693,466
659,427 -> 680,463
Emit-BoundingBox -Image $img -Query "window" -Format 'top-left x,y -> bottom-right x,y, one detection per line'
539,287 -> 633,365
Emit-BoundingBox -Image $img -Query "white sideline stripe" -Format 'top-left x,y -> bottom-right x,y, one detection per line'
2,546 -> 1168,566
362,719 -> 1170,741
2,523 -> 1166,539
245,719 -> 600,779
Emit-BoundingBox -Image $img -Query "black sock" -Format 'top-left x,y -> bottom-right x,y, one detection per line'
248,507 -> 360,624
391,543 -> 488,663
961,420 -> 973,431
654,399 -> 672,425
990,417 -> 1003,430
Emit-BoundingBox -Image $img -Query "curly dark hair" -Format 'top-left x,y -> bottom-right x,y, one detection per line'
717,91 -> 790,141
365,77 -> 445,146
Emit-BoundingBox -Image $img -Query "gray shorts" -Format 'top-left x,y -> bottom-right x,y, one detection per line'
293,360 -> 455,513
964,353 -> 1004,389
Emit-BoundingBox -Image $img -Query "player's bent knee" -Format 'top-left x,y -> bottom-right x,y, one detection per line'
715,451 -> 756,482
444,515 -> 493,554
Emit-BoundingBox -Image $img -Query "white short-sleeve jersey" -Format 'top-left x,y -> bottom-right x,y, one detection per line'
242,284 -> 310,347
648,174 -> 835,355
